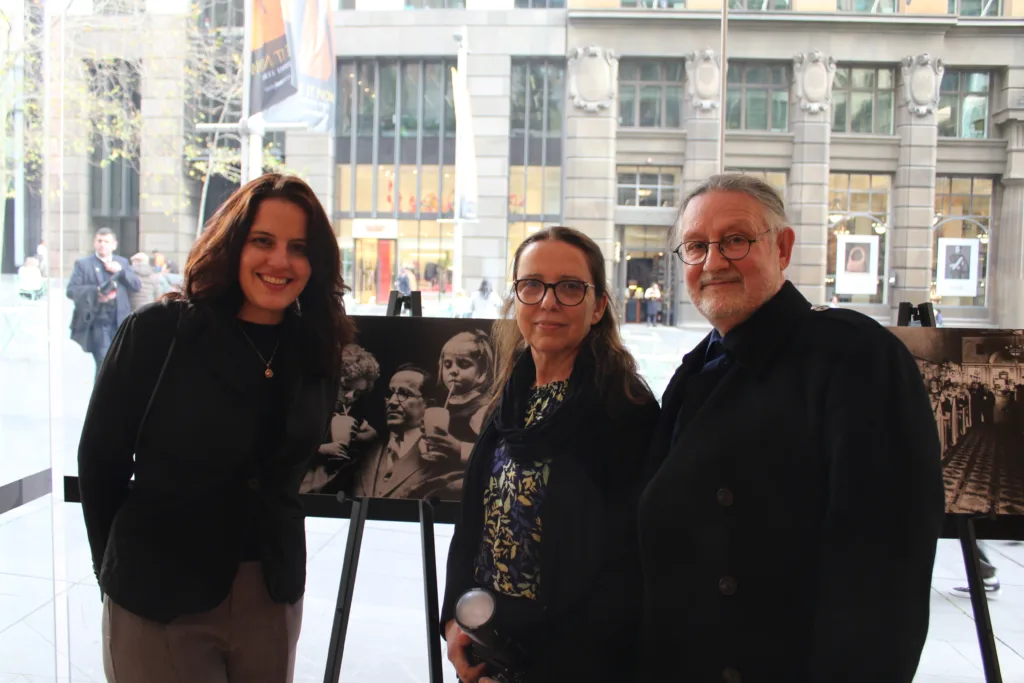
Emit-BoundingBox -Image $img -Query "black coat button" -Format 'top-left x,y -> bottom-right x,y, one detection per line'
247,478 -> 260,491
716,488 -> 734,507
719,576 -> 737,596
723,667 -> 741,683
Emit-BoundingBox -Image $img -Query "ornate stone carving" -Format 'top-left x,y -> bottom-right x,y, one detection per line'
567,46 -> 618,113
792,51 -> 836,114
685,49 -> 721,111
900,54 -> 944,116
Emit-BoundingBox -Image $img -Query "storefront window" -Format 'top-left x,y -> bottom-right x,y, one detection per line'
932,176 -> 992,307
826,173 -> 890,305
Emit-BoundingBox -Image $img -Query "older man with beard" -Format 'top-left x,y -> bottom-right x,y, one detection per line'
637,173 -> 944,683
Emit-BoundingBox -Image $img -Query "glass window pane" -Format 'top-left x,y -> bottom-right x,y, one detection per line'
871,191 -> 888,213
872,175 -> 891,190
727,65 -> 741,84
338,63 -> 355,135
876,92 -> 894,135
423,63 -> 442,135
660,185 -> 678,208
526,166 -> 544,215
378,166 -> 394,213
966,72 -> 990,93
665,62 -> 684,82
400,63 -> 419,138
961,94 -> 988,138
849,192 -> 870,212
619,85 -> 636,126
951,177 -> 972,195
850,174 -> 871,190
937,94 -> 957,137
851,68 -> 874,89
398,165 -> 418,214
337,164 -> 352,212
620,61 -> 640,81
850,91 -> 874,133
726,88 -> 742,129
639,86 -> 662,127
547,64 -> 564,136
639,172 -> 658,186
529,64 -> 545,134
745,66 -> 770,85
355,164 -> 374,212
935,176 -> 951,195
442,165 -> 455,214
640,62 -> 662,81
511,63 -> 527,135
770,90 -> 787,131
543,166 -> 561,216
379,62 -> 397,139
771,66 -> 787,85
444,66 -> 455,138
878,68 -> 894,89
420,165 -> 440,213
509,166 -> 526,216
619,186 -> 637,206
357,63 -> 375,135
974,178 -> 993,195
832,91 -> 848,132
638,186 -> 657,207
665,86 -> 682,128
940,71 -> 960,93
833,68 -> 850,89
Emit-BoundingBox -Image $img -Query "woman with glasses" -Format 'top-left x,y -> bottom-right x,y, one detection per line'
440,226 -> 660,683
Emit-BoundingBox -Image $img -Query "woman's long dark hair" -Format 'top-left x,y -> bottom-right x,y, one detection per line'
166,173 -> 354,378
491,226 -> 653,412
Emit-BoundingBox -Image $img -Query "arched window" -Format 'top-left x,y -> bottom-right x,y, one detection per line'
932,176 -> 992,307
826,173 -> 891,305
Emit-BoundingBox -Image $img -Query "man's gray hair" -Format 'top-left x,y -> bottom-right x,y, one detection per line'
672,173 -> 789,243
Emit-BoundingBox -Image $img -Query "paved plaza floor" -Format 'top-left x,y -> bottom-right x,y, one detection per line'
1,276 -> 1022,682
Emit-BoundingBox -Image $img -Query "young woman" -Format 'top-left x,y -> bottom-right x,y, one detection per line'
78,173 -> 354,683
440,226 -> 661,683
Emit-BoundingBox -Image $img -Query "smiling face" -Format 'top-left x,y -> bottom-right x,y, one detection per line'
680,190 -> 795,335
514,239 -> 607,358
237,198 -> 312,324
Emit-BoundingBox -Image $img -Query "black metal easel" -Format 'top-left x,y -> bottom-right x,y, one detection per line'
897,301 -> 1002,683
322,290 -> 444,683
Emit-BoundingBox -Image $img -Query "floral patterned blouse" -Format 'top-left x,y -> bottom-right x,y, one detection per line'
472,379 -> 569,600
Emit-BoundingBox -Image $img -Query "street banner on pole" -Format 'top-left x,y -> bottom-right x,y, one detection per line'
252,0 -> 337,135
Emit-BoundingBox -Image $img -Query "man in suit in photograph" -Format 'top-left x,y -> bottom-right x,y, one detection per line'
66,227 -> 142,377
352,364 -> 461,500
638,173 -> 944,683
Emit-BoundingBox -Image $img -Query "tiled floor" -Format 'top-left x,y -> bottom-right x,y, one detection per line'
3,277 -> 1023,681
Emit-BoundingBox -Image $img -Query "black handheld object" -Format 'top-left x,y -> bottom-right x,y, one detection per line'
454,588 -> 530,683
896,301 -> 936,328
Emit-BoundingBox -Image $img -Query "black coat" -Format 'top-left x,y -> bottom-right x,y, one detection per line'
440,350 -> 660,682
638,282 -> 944,683
77,299 -> 336,623
66,254 -> 141,350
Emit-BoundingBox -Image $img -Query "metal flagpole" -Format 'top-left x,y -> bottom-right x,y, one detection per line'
240,0 -> 253,183
718,0 -> 729,174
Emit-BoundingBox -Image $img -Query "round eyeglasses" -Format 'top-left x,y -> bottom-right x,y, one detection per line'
513,278 -> 593,307
672,230 -> 772,266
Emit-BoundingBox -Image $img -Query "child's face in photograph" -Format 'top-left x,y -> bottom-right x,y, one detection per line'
337,377 -> 370,412
441,338 -> 484,395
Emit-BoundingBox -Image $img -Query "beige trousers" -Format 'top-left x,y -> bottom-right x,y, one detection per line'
101,562 -> 303,683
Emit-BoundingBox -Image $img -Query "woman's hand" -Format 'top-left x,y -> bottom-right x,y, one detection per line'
353,420 -> 377,443
318,441 -> 350,460
445,619 -> 487,683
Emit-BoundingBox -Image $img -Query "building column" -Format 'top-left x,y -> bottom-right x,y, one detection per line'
676,48 -> 722,328
284,131 -> 335,220
138,17 -> 198,268
890,54 -> 942,320
564,46 -> 618,291
462,52 -> 512,295
992,120 -> 1024,328
787,50 -> 836,308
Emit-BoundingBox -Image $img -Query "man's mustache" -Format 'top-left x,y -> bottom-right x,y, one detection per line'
700,274 -> 741,287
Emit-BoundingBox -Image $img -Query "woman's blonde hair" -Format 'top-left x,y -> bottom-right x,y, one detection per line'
490,226 -> 653,412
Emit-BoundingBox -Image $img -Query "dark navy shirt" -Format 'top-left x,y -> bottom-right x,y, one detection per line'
702,328 -> 730,373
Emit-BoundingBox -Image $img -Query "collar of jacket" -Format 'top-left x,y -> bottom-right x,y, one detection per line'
492,344 -> 598,461
680,280 -> 812,379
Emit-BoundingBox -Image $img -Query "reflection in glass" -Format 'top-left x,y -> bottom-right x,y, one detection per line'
826,173 -> 891,305
932,176 -> 992,306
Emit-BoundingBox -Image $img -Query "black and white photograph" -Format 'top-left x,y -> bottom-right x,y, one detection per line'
936,237 -> 980,298
889,327 -> 1024,515
300,316 -> 497,502
834,234 -> 879,295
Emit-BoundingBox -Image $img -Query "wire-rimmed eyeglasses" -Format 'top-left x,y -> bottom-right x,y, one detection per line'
672,230 -> 772,266
512,278 -> 593,307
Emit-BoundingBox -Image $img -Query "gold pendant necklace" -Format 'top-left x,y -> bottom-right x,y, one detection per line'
239,326 -> 281,379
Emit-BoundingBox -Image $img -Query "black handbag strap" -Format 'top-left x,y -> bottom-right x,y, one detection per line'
132,307 -> 183,454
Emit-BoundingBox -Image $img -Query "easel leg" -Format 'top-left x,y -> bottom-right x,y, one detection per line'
957,515 -> 1003,683
323,497 -> 370,683
419,498 -> 444,683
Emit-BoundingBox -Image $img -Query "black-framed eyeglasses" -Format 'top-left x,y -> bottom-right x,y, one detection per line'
672,230 -> 772,266
385,387 -> 423,403
512,278 -> 593,307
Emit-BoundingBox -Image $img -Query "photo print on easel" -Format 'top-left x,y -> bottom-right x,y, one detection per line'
834,234 -> 880,296
935,237 -> 980,298
300,316 -> 498,502
889,327 -> 1024,515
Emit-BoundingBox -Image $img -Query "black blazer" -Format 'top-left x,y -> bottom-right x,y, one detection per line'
440,350 -> 661,682
77,299 -> 336,623
66,254 -> 140,346
638,282 -> 945,683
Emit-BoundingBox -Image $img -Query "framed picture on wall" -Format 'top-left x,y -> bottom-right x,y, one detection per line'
835,234 -> 880,296
936,237 -> 980,297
